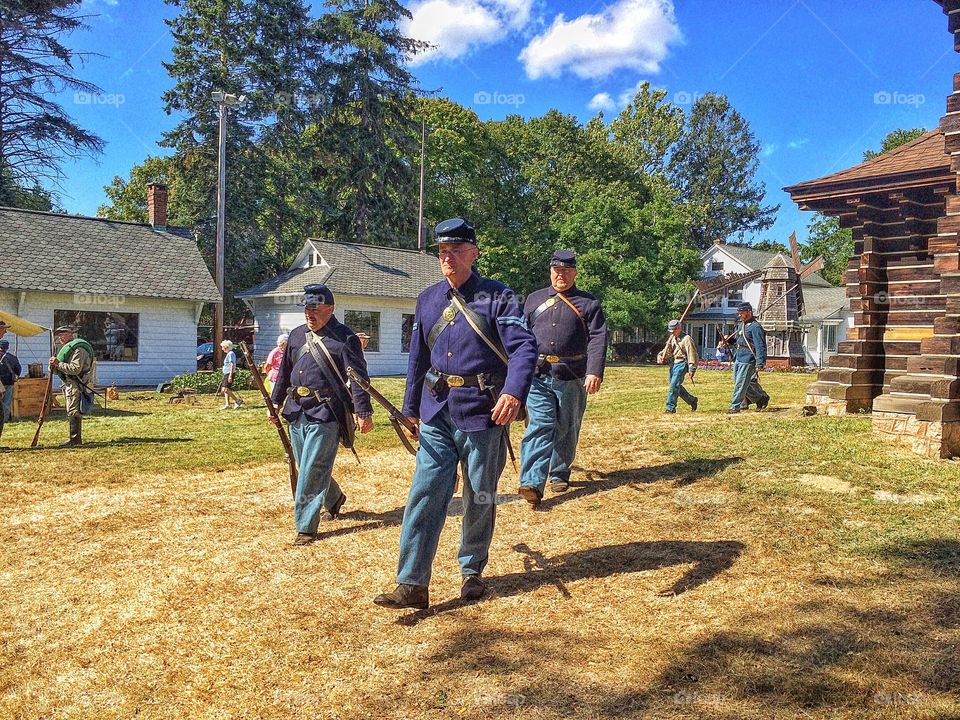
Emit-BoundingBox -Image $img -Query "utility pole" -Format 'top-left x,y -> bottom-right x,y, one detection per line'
417,119 -> 426,252
211,90 -> 245,367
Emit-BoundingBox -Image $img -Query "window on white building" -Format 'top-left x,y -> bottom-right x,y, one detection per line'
711,260 -> 724,272
53,310 -> 139,362
344,310 -> 380,352
824,324 -> 838,353
401,313 -> 415,353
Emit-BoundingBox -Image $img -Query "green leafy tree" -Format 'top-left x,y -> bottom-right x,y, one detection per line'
312,0 -> 426,246
803,214 -> 851,287
667,93 -> 777,248
414,96 -> 497,241
98,155 -> 189,223
863,127 -> 925,160
556,177 -> 698,331
608,82 -> 684,178
749,238 -> 789,254
0,0 -> 104,192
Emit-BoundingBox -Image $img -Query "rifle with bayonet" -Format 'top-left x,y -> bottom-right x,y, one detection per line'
240,342 -> 298,497
346,366 -> 418,456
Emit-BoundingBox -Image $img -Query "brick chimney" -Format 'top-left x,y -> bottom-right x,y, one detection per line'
147,183 -> 168,231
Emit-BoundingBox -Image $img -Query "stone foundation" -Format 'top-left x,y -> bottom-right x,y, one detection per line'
872,411 -> 960,459
805,393 -> 851,417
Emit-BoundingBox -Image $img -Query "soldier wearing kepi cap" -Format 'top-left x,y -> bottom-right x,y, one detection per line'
517,249 -> 608,508
659,319 -> 698,413
718,301 -> 770,414
269,283 -> 374,545
373,217 -> 538,610
49,325 -> 96,446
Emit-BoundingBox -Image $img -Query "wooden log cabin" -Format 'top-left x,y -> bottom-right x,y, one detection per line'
784,0 -> 960,458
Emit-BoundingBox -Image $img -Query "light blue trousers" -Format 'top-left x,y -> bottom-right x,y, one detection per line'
1,385 -> 12,422
289,416 -> 342,534
396,408 -> 507,587
666,361 -> 696,412
731,361 -> 769,410
519,375 -> 588,494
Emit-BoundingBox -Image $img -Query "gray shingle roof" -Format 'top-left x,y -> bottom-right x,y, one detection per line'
720,244 -> 833,288
0,207 -> 220,302
237,240 -> 441,300
800,287 -> 848,323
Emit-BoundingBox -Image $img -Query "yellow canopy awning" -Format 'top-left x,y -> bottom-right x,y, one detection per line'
0,310 -> 48,337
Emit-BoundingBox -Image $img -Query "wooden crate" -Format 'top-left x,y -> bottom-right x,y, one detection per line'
13,376 -> 53,419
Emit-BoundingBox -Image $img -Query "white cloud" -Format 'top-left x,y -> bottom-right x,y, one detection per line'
404,0 -> 534,65
519,0 -> 681,80
762,144 -> 778,158
588,92 -> 616,112
788,138 -> 810,150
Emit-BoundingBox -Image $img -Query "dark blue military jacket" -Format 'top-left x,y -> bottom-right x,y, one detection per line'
403,270 -> 538,433
271,319 -> 373,424
524,285 -> 608,381
729,319 -> 767,367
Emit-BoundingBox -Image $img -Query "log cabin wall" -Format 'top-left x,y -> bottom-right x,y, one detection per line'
785,0 -> 960,456
799,186 -> 948,421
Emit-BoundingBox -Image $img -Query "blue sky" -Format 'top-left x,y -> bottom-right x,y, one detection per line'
57,0 -> 950,245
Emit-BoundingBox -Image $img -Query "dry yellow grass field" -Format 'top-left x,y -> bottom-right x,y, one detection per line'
1,367 -> 959,719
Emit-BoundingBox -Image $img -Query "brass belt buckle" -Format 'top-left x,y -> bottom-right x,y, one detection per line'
296,386 -> 311,397
446,374 -> 465,387
545,355 -> 560,363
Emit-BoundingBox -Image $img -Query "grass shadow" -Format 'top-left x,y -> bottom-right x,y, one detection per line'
874,538 -> 960,576
314,505 -> 407,541
396,538 -> 746,625
5,437 -> 191,452
539,456 -> 744,510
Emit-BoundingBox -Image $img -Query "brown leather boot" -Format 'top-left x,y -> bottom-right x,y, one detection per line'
373,584 -> 429,610
460,575 -> 486,602
320,492 -> 347,522
518,486 -> 542,508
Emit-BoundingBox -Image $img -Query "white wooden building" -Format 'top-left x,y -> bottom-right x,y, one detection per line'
685,241 -> 853,367
237,239 -> 441,376
0,190 -> 220,387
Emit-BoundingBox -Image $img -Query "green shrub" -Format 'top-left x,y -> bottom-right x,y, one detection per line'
170,370 -> 252,394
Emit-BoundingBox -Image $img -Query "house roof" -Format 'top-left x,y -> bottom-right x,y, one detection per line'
237,239 -> 441,301
715,244 -> 833,288
799,286 -> 849,323
784,129 -> 950,200
0,207 -> 220,302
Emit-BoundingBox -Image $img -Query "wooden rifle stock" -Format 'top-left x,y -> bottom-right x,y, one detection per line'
240,342 -> 298,497
30,370 -> 54,448
346,367 -> 418,456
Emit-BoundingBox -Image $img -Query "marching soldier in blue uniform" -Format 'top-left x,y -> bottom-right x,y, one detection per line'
373,218 -> 538,610
720,301 -> 770,414
517,250 -> 608,508
270,283 -> 374,545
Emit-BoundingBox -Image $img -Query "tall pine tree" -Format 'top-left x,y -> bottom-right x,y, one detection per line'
161,0 -> 326,315
667,93 -> 777,248
0,0 -> 104,201
313,0 -> 426,246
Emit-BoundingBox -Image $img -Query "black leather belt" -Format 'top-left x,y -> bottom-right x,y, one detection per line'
287,386 -> 330,401
430,369 -> 504,389
539,353 -> 586,364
